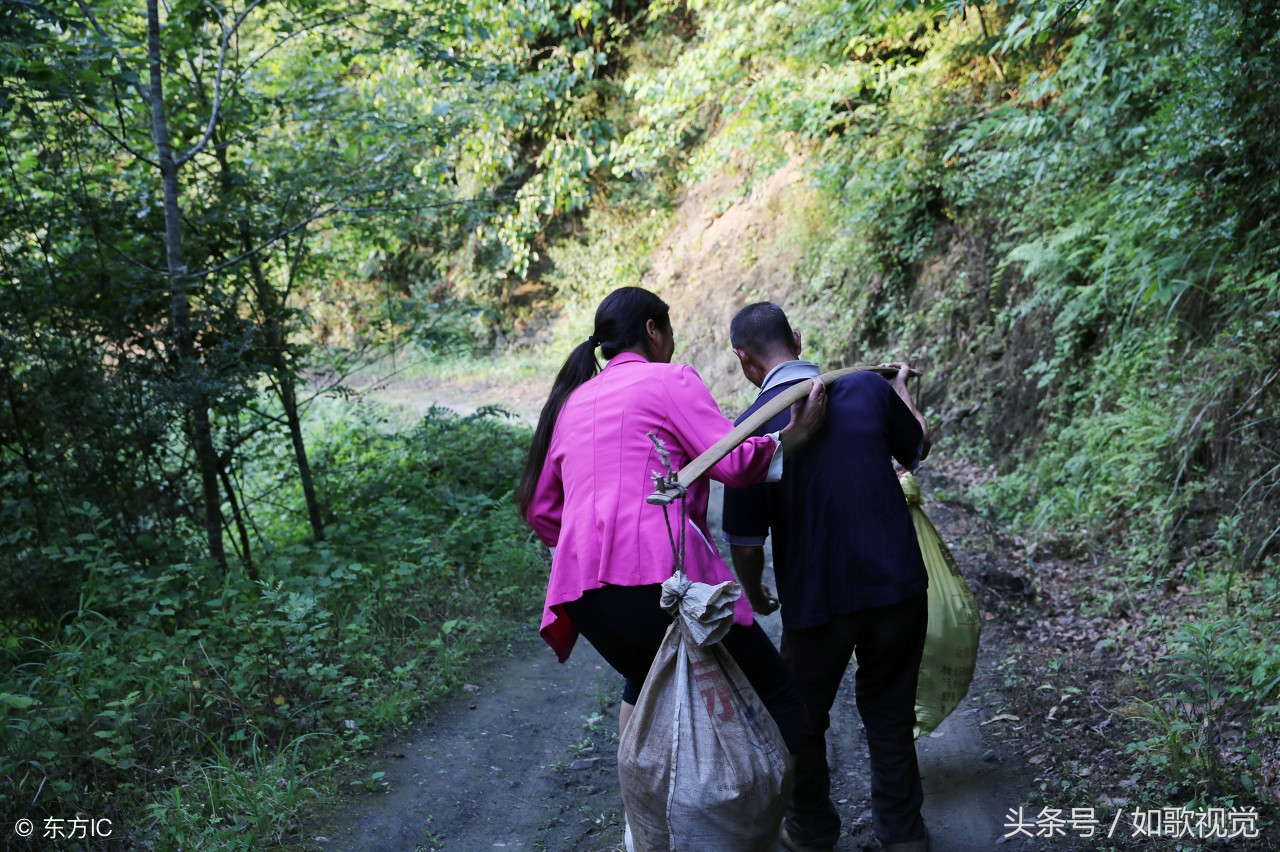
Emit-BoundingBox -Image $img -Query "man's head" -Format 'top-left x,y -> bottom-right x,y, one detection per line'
730,302 -> 802,388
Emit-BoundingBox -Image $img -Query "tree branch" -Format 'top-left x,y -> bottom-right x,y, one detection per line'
226,10 -> 358,95
176,0 -> 268,166
74,102 -> 159,167
99,239 -> 166,276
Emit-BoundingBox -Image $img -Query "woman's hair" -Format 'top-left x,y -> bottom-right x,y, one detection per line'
516,287 -> 671,519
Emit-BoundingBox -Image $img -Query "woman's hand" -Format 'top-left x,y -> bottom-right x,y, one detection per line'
778,378 -> 826,457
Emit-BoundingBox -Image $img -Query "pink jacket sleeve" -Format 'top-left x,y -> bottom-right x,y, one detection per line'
525,450 -> 563,548
662,365 -> 776,487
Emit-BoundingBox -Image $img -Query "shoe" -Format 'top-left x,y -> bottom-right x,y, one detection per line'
780,825 -> 835,852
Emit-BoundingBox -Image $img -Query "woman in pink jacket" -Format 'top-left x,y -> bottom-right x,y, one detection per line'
517,287 -> 825,745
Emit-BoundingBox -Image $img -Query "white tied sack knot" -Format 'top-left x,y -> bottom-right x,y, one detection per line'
659,571 -> 741,648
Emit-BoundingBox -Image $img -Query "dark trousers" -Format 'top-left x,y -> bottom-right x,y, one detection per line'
562,583 -> 806,753
780,593 -> 928,847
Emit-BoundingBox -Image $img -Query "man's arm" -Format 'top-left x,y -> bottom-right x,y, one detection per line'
887,362 -> 931,461
730,544 -> 779,615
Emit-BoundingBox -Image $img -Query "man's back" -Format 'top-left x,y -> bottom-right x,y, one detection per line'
722,370 -> 928,628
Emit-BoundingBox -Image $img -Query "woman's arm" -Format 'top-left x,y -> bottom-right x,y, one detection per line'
663,367 -> 825,487
524,446 -> 564,547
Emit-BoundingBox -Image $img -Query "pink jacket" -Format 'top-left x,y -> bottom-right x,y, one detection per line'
526,352 -> 778,662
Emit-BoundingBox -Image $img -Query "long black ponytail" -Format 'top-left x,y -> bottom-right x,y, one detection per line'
517,287 -> 671,519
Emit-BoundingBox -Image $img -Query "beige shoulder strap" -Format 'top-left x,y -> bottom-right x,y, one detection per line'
674,365 -> 907,489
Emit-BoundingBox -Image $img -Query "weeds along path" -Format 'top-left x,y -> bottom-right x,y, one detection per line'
316,369 -> 1039,851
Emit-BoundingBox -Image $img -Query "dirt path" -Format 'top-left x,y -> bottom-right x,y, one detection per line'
309,434 -> 1037,851
725,478 -> 1036,852
351,372 -> 551,424
313,638 -> 627,851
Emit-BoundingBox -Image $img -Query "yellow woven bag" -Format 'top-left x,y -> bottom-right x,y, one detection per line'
900,472 -> 981,738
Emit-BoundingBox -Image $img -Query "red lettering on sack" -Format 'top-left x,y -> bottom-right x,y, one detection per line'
691,658 -> 735,722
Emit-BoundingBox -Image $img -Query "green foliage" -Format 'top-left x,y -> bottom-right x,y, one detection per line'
0,405 -> 542,847
542,196 -> 676,336
144,729 -> 320,849
580,0 -> 1280,807
1128,599 -> 1280,805
0,0 -> 652,603
610,0 -> 1280,567
4,0 -> 1280,833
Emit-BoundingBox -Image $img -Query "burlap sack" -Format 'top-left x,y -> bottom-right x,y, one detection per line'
618,573 -> 792,851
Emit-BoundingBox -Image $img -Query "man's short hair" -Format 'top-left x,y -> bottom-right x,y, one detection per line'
730,302 -> 794,356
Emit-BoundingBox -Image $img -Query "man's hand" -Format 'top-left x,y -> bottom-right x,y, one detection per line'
730,543 -> 780,616
880,361 -> 913,393
746,583 -> 780,616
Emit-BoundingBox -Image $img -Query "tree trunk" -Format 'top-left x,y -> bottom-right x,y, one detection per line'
217,451 -> 257,580
249,251 -> 326,543
146,0 -> 227,570
2,372 -> 47,544
276,366 -> 326,543
209,137 -> 327,543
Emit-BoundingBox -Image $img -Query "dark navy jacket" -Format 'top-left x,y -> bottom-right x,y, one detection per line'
721,369 -> 928,629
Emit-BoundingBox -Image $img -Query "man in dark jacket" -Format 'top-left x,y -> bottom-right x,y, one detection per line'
722,302 -> 931,852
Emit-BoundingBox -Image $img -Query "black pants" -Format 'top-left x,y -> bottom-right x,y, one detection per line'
562,583 -> 805,753
780,593 -> 928,847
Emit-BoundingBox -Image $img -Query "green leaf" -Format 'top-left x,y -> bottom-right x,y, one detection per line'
0,693 -> 37,711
